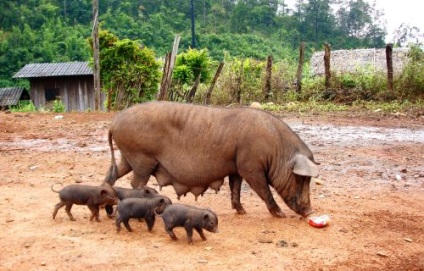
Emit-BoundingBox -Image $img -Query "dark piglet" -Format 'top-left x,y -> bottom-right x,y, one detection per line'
116,195 -> 172,233
105,186 -> 158,216
161,204 -> 218,244
52,183 -> 118,222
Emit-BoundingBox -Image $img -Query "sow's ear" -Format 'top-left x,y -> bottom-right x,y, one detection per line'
291,154 -> 319,177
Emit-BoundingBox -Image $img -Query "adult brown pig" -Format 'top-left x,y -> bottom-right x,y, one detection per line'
103,101 -> 319,218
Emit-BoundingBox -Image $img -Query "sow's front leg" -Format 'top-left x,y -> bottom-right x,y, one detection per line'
229,174 -> 246,215
240,171 -> 285,217
249,177 -> 285,218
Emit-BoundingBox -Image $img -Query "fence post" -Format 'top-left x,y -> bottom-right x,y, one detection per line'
386,44 -> 394,91
324,43 -> 331,89
296,42 -> 305,93
204,62 -> 224,105
264,55 -> 273,101
236,59 -> 244,103
158,35 -> 180,101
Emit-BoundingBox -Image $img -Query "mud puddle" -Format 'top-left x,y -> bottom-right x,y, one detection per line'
2,122 -> 424,152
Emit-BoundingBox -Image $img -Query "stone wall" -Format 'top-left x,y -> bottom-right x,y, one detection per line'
310,48 -> 409,76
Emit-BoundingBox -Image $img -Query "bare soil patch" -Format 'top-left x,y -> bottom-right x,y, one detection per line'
0,110 -> 423,271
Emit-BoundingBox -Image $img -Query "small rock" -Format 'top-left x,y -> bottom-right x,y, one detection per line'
198,259 -> 208,264
276,240 -> 288,248
291,242 -> 299,247
339,228 -> 348,233
258,237 -> 273,243
6,219 -> 14,223
40,262 -> 46,266
404,238 -> 413,243
29,165 -> 39,171
250,102 -> 262,109
205,246 -> 213,251
54,115 -> 64,120
376,251 -> 389,257
313,178 -> 324,185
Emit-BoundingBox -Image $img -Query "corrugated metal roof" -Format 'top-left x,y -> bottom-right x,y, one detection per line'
13,61 -> 93,78
0,87 -> 25,106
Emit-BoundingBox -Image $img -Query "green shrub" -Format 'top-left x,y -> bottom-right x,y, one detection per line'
52,99 -> 66,112
395,45 -> 424,100
10,100 -> 37,112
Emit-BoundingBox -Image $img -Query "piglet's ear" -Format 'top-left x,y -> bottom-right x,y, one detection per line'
292,154 -> 319,177
99,189 -> 108,196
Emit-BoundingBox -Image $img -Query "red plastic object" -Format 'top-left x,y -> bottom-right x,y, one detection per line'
308,214 -> 330,228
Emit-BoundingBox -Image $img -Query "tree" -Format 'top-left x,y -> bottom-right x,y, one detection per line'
92,30 -> 160,110
393,23 -> 424,46
337,0 -> 372,38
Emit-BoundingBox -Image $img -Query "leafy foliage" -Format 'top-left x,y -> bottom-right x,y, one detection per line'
93,30 -> 160,110
1,0 -> 421,108
173,48 -> 212,84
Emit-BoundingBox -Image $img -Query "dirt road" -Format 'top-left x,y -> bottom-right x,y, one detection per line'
0,110 -> 423,271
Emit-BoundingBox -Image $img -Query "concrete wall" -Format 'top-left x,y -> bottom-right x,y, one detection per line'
310,48 -> 409,76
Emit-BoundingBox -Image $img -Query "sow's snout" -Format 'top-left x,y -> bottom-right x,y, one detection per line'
285,197 -> 314,218
282,175 -> 315,218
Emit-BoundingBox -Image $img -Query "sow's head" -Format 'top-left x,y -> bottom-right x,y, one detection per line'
278,154 -> 319,217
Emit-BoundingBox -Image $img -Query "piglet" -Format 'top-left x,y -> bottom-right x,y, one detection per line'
105,186 -> 159,217
116,195 -> 172,233
51,183 -> 118,222
161,204 -> 218,244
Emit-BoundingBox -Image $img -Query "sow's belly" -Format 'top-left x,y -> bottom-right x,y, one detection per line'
154,155 -> 236,199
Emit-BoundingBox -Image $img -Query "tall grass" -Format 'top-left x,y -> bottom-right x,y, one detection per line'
196,45 -> 423,109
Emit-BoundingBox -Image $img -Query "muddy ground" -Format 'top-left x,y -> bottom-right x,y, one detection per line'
0,109 -> 423,271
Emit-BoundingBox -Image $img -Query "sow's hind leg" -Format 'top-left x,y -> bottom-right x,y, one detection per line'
128,154 -> 159,188
229,174 -> 246,215
105,155 -> 132,186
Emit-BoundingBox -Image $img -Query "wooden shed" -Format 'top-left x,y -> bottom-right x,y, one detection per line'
0,87 -> 30,109
13,62 -> 105,111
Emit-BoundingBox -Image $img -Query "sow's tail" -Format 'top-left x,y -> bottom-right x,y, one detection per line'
103,130 -> 118,186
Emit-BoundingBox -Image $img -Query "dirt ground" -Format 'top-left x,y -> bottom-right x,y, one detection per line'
0,108 -> 423,271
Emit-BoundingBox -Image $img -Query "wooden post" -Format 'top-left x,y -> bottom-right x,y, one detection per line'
324,43 -> 331,89
236,60 -> 244,103
107,87 -> 111,112
185,74 -> 201,103
386,44 -> 394,91
204,62 -> 224,105
264,55 -> 273,101
158,52 -> 171,101
158,35 -> 180,101
92,0 -> 101,110
295,42 -> 305,93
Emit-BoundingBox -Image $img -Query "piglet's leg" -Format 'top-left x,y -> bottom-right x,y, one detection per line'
145,215 -> 155,232
123,219 -> 133,232
88,205 -> 100,222
195,227 -> 207,241
165,226 -> 178,240
185,227 -> 194,245
53,202 -> 65,219
65,204 -> 76,221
